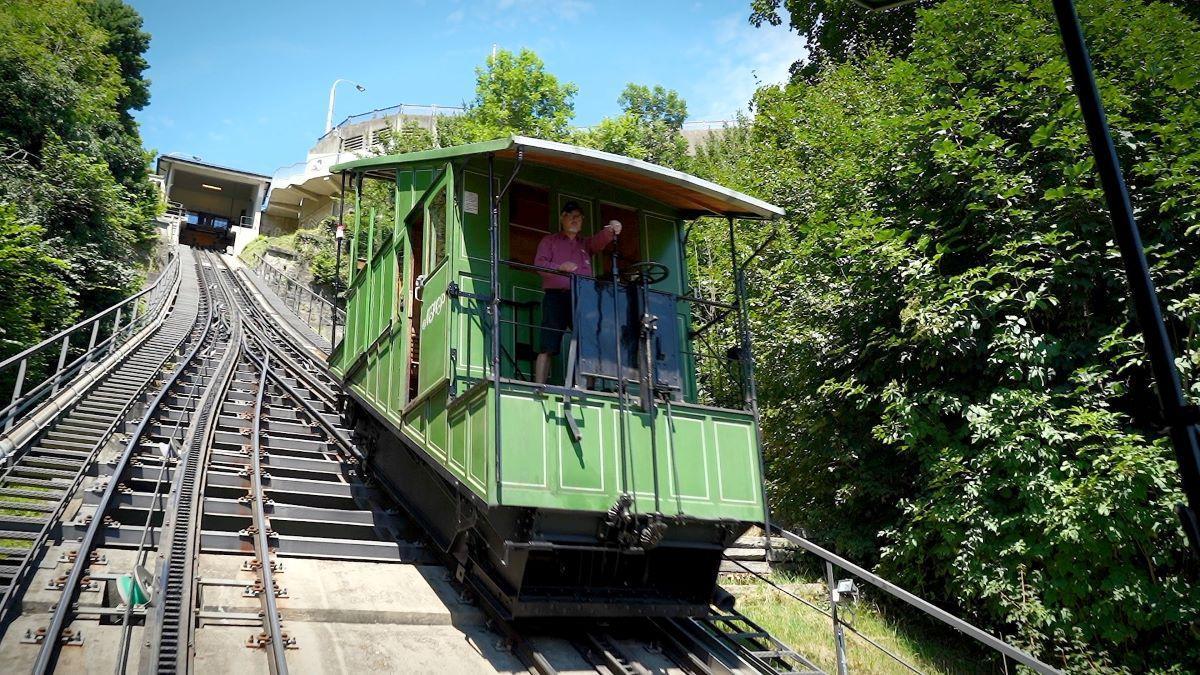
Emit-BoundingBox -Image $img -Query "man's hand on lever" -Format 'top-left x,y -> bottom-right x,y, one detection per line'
606,219 -> 623,235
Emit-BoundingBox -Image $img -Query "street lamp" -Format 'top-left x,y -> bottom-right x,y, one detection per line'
325,78 -> 367,134
854,0 -> 1200,554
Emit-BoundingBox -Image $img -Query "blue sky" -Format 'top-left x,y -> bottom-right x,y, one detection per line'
130,1 -> 805,176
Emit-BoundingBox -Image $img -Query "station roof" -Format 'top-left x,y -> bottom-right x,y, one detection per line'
331,136 -> 785,220
156,153 -> 272,183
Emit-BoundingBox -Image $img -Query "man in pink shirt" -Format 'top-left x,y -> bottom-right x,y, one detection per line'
534,201 -> 622,384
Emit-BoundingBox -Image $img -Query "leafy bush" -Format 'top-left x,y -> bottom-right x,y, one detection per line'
692,0 -> 1200,668
0,0 -> 158,361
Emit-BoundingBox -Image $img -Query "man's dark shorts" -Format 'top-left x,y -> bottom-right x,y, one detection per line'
539,289 -> 572,355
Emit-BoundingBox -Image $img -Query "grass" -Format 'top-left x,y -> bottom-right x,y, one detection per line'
726,570 -> 999,674
0,490 -> 53,518
238,231 -> 294,266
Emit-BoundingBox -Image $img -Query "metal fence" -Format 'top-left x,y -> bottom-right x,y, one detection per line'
251,257 -> 344,346
0,252 -> 181,433
721,527 -> 1061,675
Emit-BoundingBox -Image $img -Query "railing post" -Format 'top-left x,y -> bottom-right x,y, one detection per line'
51,335 -> 70,395
825,561 -> 850,675
6,359 -> 27,431
111,308 -> 123,355
86,319 -> 100,355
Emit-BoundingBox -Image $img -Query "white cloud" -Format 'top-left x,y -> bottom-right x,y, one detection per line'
487,0 -> 593,28
689,12 -> 806,120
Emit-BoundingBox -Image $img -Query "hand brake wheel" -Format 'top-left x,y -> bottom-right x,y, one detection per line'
621,261 -> 669,285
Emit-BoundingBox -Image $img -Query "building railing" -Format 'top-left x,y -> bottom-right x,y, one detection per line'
0,252 -> 181,433
251,257 -> 344,345
317,103 -> 466,142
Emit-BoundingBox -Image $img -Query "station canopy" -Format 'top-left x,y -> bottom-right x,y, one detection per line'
331,136 -> 785,221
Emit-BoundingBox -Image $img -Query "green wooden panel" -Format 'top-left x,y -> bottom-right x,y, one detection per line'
557,399 -> 606,493
460,171 -> 491,264
713,420 -> 759,504
449,404 -> 468,473
499,391 -> 549,489
427,392 -> 448,462
453,274 -> 489,381
663,410 -> 710,502
467,393 -> 489,494
404,403 -> 424,443
621,411 -> 657,507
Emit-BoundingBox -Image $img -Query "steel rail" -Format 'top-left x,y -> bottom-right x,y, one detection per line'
32,260 -> 215,675
129,256 -> 235,674
216,258 -> 340,400
111,376 -> 205,671
245,344 -> 291,675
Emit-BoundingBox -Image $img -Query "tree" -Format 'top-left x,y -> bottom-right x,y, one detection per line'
445,48 -> 578,145
86,0 -> 151,125
750,0 -> 1200,78
576,84 -> 691,169
0,0 -> 159,359
749,0 -> 935,76
707,0 -> 1200,668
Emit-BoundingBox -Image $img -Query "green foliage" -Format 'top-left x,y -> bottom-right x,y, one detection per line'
0,0 -> 158,361
380,119 -> 437,156
440,48 -> 578,145
703,0 -> 1200,669
0,204 -> 74,359
575,83 -> 691,169
749,0 -> 934,77
85,0 -> 151,128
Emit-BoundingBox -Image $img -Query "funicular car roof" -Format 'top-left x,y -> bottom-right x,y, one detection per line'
331,135 -> 785,221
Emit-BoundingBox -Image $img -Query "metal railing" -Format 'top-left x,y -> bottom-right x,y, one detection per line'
317,102 -> 466,142
0,252 -> 181,433
723,527 -> 1061,675
251,257 -> 344,345
447,258 -> 751,411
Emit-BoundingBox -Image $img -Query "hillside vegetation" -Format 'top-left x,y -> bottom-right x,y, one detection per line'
691,1 -> 1200,670
0,0 -> 160,367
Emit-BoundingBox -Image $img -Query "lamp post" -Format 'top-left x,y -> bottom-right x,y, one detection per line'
325,78 -> 366,134
853,0 -> 1200,553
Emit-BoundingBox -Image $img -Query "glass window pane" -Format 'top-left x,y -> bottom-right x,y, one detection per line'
428,188 -> 447,268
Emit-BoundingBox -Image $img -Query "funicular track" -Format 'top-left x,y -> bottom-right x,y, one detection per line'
163,252 -> 429,673
218,260 -> 824,675
0,246 -> 849,674
0,255 -> 191,635
0,248 -> 210,671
